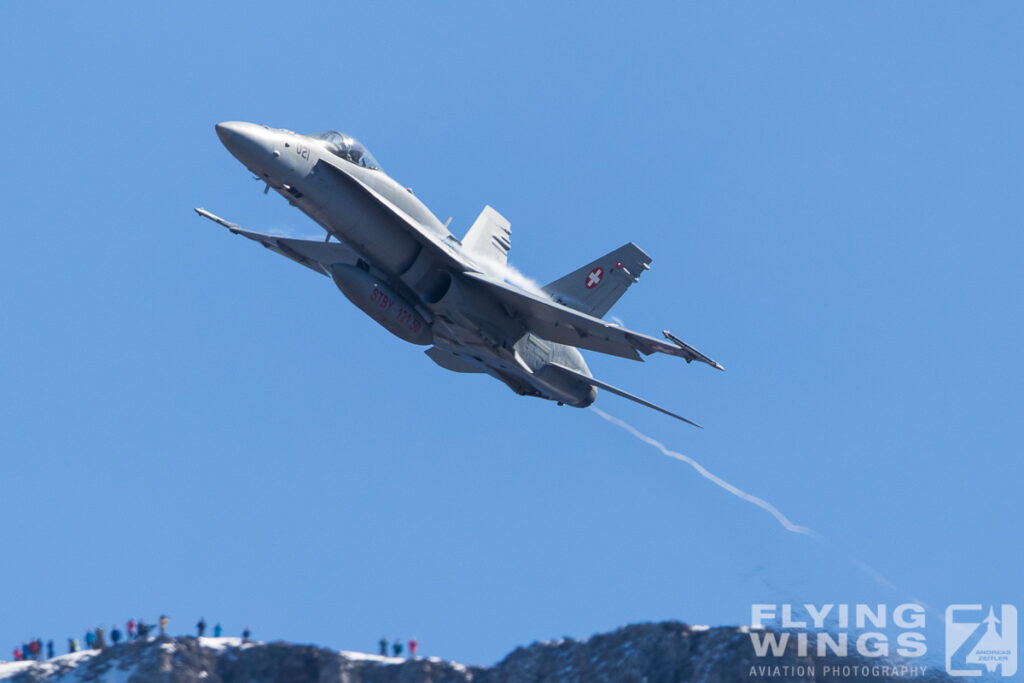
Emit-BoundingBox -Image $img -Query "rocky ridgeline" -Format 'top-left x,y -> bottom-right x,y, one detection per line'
1,622 -> 957,682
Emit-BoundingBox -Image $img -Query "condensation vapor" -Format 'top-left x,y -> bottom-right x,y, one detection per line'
495,261 -> 552,300
587,406 -> 928,603
589,406 -> 816,537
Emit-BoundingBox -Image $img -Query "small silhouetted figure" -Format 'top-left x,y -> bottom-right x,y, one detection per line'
111,627 -> 122,646
379,637 -> 388,656
28,639 -> 40,660
84,630 -> 95,649
46,640 -> 54,659
138,622 -> 151,639
69,638 -> 80,653
409,638 -> 418,658
159,615 -> 169,637
213,623 -> 222,637
197,617 -> 206,638
13,647 -> 23,661
242,626 -> 251,643
94,626 -> 106,650
392,640 -> 403,657
127,619 -> 136,641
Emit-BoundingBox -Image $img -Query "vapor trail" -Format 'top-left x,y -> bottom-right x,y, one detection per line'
499,264 -> 551,299
587,407 -> 939,608
589,406 -> 816,537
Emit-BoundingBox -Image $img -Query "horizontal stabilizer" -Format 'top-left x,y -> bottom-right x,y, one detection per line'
550,363 -> 702,428
195,207 -> 358,275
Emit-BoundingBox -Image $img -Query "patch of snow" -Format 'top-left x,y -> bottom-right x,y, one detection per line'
0,661 -> 36,680
340,651 -> 405,665
690,625 -> 710,632
198,637 -> 245,652
0,649 -> 100,680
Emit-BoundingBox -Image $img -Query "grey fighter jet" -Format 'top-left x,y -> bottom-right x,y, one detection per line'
198,122 -> 722,426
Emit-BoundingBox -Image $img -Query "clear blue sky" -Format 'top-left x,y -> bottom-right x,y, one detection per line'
1,1 -> 1021,669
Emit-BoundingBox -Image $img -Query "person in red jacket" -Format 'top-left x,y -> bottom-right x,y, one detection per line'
409,638 -> 418,658
127,619 -> 136,641
13,647 -> 23,662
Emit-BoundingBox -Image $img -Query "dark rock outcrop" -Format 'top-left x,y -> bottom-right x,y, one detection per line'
1,623 -> 958,682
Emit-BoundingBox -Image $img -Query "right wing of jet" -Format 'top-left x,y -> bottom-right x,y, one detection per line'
549,363 -> 702,428
462,271 -> 723,370
195,208 -> 359,275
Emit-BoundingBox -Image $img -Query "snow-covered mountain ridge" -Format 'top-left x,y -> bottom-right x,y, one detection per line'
0,622 -> 957,682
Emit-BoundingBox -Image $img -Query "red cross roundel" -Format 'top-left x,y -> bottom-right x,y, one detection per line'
585,267 -> 604,289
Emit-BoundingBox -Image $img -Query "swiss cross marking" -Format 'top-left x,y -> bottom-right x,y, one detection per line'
585,267 -> 604,289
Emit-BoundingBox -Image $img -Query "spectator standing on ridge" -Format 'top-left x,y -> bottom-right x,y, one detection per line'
213,623 -> 222,637
28,639 -> 40,660
159,615 -> 169,637
94,626 -> 106,650
111,626 -> 122,646
46,640 -> 54,659
379,637 -> 388,656
242,626 -> 251,643
197,617 -> 206,638
392,640 -> 403,657
85,629 -> 95,649
127,619 -> 136,641
138,621 -> 151,639
13,647 -> 23,661
409,638 -> 418,658
69,638 -> 79,653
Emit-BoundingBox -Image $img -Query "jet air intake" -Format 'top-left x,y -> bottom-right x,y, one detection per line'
329,264 -> 431,345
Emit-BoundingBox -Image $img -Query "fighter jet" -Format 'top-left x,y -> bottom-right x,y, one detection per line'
198,122 -> 722,426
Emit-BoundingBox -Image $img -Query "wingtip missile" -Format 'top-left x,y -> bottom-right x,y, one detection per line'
194,208 -> 241,232
662,330 -> 724,371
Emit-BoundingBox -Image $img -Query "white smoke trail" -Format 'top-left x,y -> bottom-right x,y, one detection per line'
589,405 -> 816,537
587,406 -> 933,604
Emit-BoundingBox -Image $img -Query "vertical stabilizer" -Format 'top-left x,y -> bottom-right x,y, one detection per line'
543,243 -> 651,318
462,206 -> 512,269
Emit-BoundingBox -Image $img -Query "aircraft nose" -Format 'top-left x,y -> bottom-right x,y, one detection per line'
215,120 -> 255,148
215,121 -> 275,170
214,121 -> 239,144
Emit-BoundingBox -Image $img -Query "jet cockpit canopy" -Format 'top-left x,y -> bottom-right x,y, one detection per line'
308,131 -> 382,171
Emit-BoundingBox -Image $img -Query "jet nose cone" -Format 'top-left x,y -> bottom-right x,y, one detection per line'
214,121 -> 273,169
215,121 -> 246,145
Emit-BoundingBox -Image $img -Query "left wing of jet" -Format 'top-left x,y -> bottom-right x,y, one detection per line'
462,271 -> 724,370
195,208 -> 359,275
